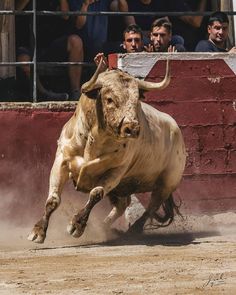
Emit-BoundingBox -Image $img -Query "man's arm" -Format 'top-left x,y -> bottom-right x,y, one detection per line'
94,53 -> 108,72
179,0 -> 207,28
75,0 -> 94,29
228,46 -> 236,53
60,0 -> 95,30
15,0 -> 30,10
60,0 -> 70,20
118,0 -> 135,27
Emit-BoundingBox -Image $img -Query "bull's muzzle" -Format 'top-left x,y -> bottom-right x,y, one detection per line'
120,120 -> 140,138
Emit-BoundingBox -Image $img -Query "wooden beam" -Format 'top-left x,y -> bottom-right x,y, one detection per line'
221,0 -> 234,47
0,0 -> 15,78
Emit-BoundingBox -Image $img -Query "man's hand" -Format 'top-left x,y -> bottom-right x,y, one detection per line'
83,0 -> 99,6
118,0 -> 128,11
94,53 -> 108,72
144,44 -> 154,52
168,45 -> 177,53
229,46 -> 236,53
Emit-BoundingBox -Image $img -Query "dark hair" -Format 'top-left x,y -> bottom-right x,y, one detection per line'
151,18 -> 172,34
208,11 -> 229,25
123,24 -> 143,40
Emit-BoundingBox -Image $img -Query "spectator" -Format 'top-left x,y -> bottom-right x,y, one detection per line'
94,24 -> 144,69
122,24 -> 144,53
66,0 -> 116,61
16,0 -> 84,100
149,18 -> 186,52
166,0 -> 208,51
117,0 -> 166,39
195,11 -> 236,53
115,1 -> 186,51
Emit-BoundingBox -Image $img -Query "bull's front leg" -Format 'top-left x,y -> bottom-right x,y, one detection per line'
67,165 -> 124,238
28,153 -> 69,243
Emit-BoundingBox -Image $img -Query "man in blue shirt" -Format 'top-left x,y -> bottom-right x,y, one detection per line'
68,0 -> 113,60
195,12 -> 236,53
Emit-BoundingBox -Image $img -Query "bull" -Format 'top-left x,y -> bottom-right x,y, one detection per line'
28,59 -> 186,243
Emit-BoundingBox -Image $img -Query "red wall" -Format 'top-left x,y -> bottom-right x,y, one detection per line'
1,56 -> 236,225
130,57 -> 236,214
0,105 -> 73,224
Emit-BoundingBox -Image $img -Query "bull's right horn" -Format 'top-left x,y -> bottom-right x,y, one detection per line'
81,58 -> 104,93
137,59 -> 170,91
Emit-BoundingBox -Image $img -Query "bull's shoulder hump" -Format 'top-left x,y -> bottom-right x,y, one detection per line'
141,102 -> 178,127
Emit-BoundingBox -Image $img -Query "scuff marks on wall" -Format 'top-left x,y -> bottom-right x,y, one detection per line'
207,77 -> 221,83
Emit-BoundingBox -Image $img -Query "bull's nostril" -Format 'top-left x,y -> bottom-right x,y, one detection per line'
124,127 -> 132,135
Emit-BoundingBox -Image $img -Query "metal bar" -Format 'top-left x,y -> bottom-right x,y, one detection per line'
0,10 -> 235,16
0,61 -> 94,66
32,0 -> 37,102
0,10 -> 33,15
0,62 -> 33,66
29,10 -> 236,16
37,62 -> 95,67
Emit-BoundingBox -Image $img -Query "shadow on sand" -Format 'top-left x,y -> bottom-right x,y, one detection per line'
35,230 -> 220,251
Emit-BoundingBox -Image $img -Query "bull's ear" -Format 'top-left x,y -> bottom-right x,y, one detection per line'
83,88 -> 101,100
139,89 -> 147,100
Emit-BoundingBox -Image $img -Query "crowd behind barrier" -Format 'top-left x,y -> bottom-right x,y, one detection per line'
0,0 -> 235,102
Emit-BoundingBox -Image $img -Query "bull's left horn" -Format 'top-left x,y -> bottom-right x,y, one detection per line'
81,58 -> 104,93
137,59 -> 170,91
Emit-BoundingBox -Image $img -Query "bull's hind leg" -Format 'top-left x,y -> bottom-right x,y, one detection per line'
103,195 -> 131,228
127,185 -> 173,234
28,153 -> 69,243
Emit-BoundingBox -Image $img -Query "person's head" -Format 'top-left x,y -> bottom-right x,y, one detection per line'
207,12 -> 229,47
150,18 -> 172,52
123,24 -> 143,53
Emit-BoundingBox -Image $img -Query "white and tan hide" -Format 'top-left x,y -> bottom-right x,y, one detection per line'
28,59 -> 186,243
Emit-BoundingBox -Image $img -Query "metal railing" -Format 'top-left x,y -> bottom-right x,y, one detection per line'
0,0 -> 235,102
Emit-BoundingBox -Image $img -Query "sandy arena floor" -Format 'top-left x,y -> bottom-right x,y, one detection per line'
0,212 -> 236,295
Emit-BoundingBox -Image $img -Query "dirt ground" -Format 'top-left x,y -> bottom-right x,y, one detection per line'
0,212 -> 236,295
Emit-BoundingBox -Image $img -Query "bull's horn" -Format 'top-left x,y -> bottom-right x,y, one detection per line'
81,58 -> 104,93
137,59 -> 170,91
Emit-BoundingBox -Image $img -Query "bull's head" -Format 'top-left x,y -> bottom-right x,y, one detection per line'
81,58 -> 170,138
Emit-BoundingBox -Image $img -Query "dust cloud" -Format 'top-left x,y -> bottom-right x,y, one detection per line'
0,192 -> 119,251
1,181 -> 235,252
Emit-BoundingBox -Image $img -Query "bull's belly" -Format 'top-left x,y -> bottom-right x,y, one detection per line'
109,177 -> 155,198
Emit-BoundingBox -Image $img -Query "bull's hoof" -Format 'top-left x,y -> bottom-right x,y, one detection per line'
27,226 -> 46,244
126,221 -> 144,236
67,215 -> 87,238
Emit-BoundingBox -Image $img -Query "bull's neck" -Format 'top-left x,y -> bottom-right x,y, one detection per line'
76,94 -> 98,131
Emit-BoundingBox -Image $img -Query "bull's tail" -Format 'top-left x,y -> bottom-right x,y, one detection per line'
147,194 -> 183,229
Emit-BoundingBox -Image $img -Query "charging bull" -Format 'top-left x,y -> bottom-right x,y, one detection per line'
28,59 -> 186,243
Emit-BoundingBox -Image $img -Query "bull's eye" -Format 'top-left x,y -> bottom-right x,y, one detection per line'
106,97 -> 113,104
